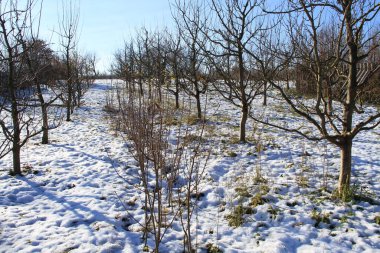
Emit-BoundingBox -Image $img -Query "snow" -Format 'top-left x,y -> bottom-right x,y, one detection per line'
0,80 -> 379,252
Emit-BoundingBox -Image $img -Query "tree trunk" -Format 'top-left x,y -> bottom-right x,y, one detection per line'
12,141 -> 21,175
77,83 -> 82,107
286,72 -> 290,90
263,81 -> 267,106
175,92 -> 179,109
337,8 -> 357,198
195,90 -> 202,120
66,83 -> 73,121
327,77 -> 333,115
66,88 -> 71,121
7,50 -> 22,175
11,102 -> 22,175
10,78 -> 21,175
66,46 -> 72,120
240,103 -> 248,142
338,138 -> 352,197
148,79 -> 152,99
42,104 -> 49,144
238,43 -> 247,143
12,143 -> 22,176
158,77 -> 163,102
36,84 -> 49,144
175,79 -> 180,109
139,76 -> 144,96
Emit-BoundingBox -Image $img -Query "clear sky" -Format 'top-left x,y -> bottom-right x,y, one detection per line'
39,0 -> 174,73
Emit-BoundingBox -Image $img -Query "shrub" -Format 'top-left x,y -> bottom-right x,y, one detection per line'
311,209 -> 330,227
268,205 -> 278,220
235,187 -> 252,198
250,193 -> 267,207
206,243 -> 223,253
227,151 -> 238,157
226,204 -> 245,227
375,215 -> 380,225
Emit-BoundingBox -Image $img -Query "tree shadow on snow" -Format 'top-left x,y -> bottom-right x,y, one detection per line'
18,177 -> 140,252
50,143 -> 117,165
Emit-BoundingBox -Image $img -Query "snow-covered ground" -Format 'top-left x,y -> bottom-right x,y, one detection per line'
0,80 -> 379,252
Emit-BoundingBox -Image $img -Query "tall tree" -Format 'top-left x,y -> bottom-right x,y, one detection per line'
204,0 -> 266,142
0,0 -> 43,174
174,0 -> 209,120
254,0 -> 380,197
58,0 -> 79,122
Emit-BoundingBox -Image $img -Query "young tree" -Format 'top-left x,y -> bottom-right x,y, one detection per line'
113,84 -> 208,253
174,0 -> 209,120
255,0 -> 380,197
140,28 -> 155,99
58,0 -> 79,122
22,39 -> 63,144
203,0 -> 266,142
151,30 -> 170,102
72,51 -> 96,107
134,37 -> 145,96
112,28 -> 168,99
112,41 -> 136,93
166,30 -> 184,109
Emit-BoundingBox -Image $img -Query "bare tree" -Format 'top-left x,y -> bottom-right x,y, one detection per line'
112,28 -> 168,101
21,38 -> 64,144
254,0 -> 380,197
72,51 -> 96,107
152,30 -> 170,102
121,90 -> 168,252
173,0 -> 209,120
166,30 -> 184,109
112,41 -> 136,93
140,28 -> 155,99
113,86 -> 208,252
0,0 -> 44,174
57,0 -> 79,122
110,33 -> 210,248
134,37 -> 145,96
203,0 -> 266,142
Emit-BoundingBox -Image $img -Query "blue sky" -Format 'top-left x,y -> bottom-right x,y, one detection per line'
39,0 -> 174,73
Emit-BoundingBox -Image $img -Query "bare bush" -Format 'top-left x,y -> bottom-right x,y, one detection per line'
110,86 -> 209,252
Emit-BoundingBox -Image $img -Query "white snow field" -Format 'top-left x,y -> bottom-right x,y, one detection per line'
0,80 -> 379,253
